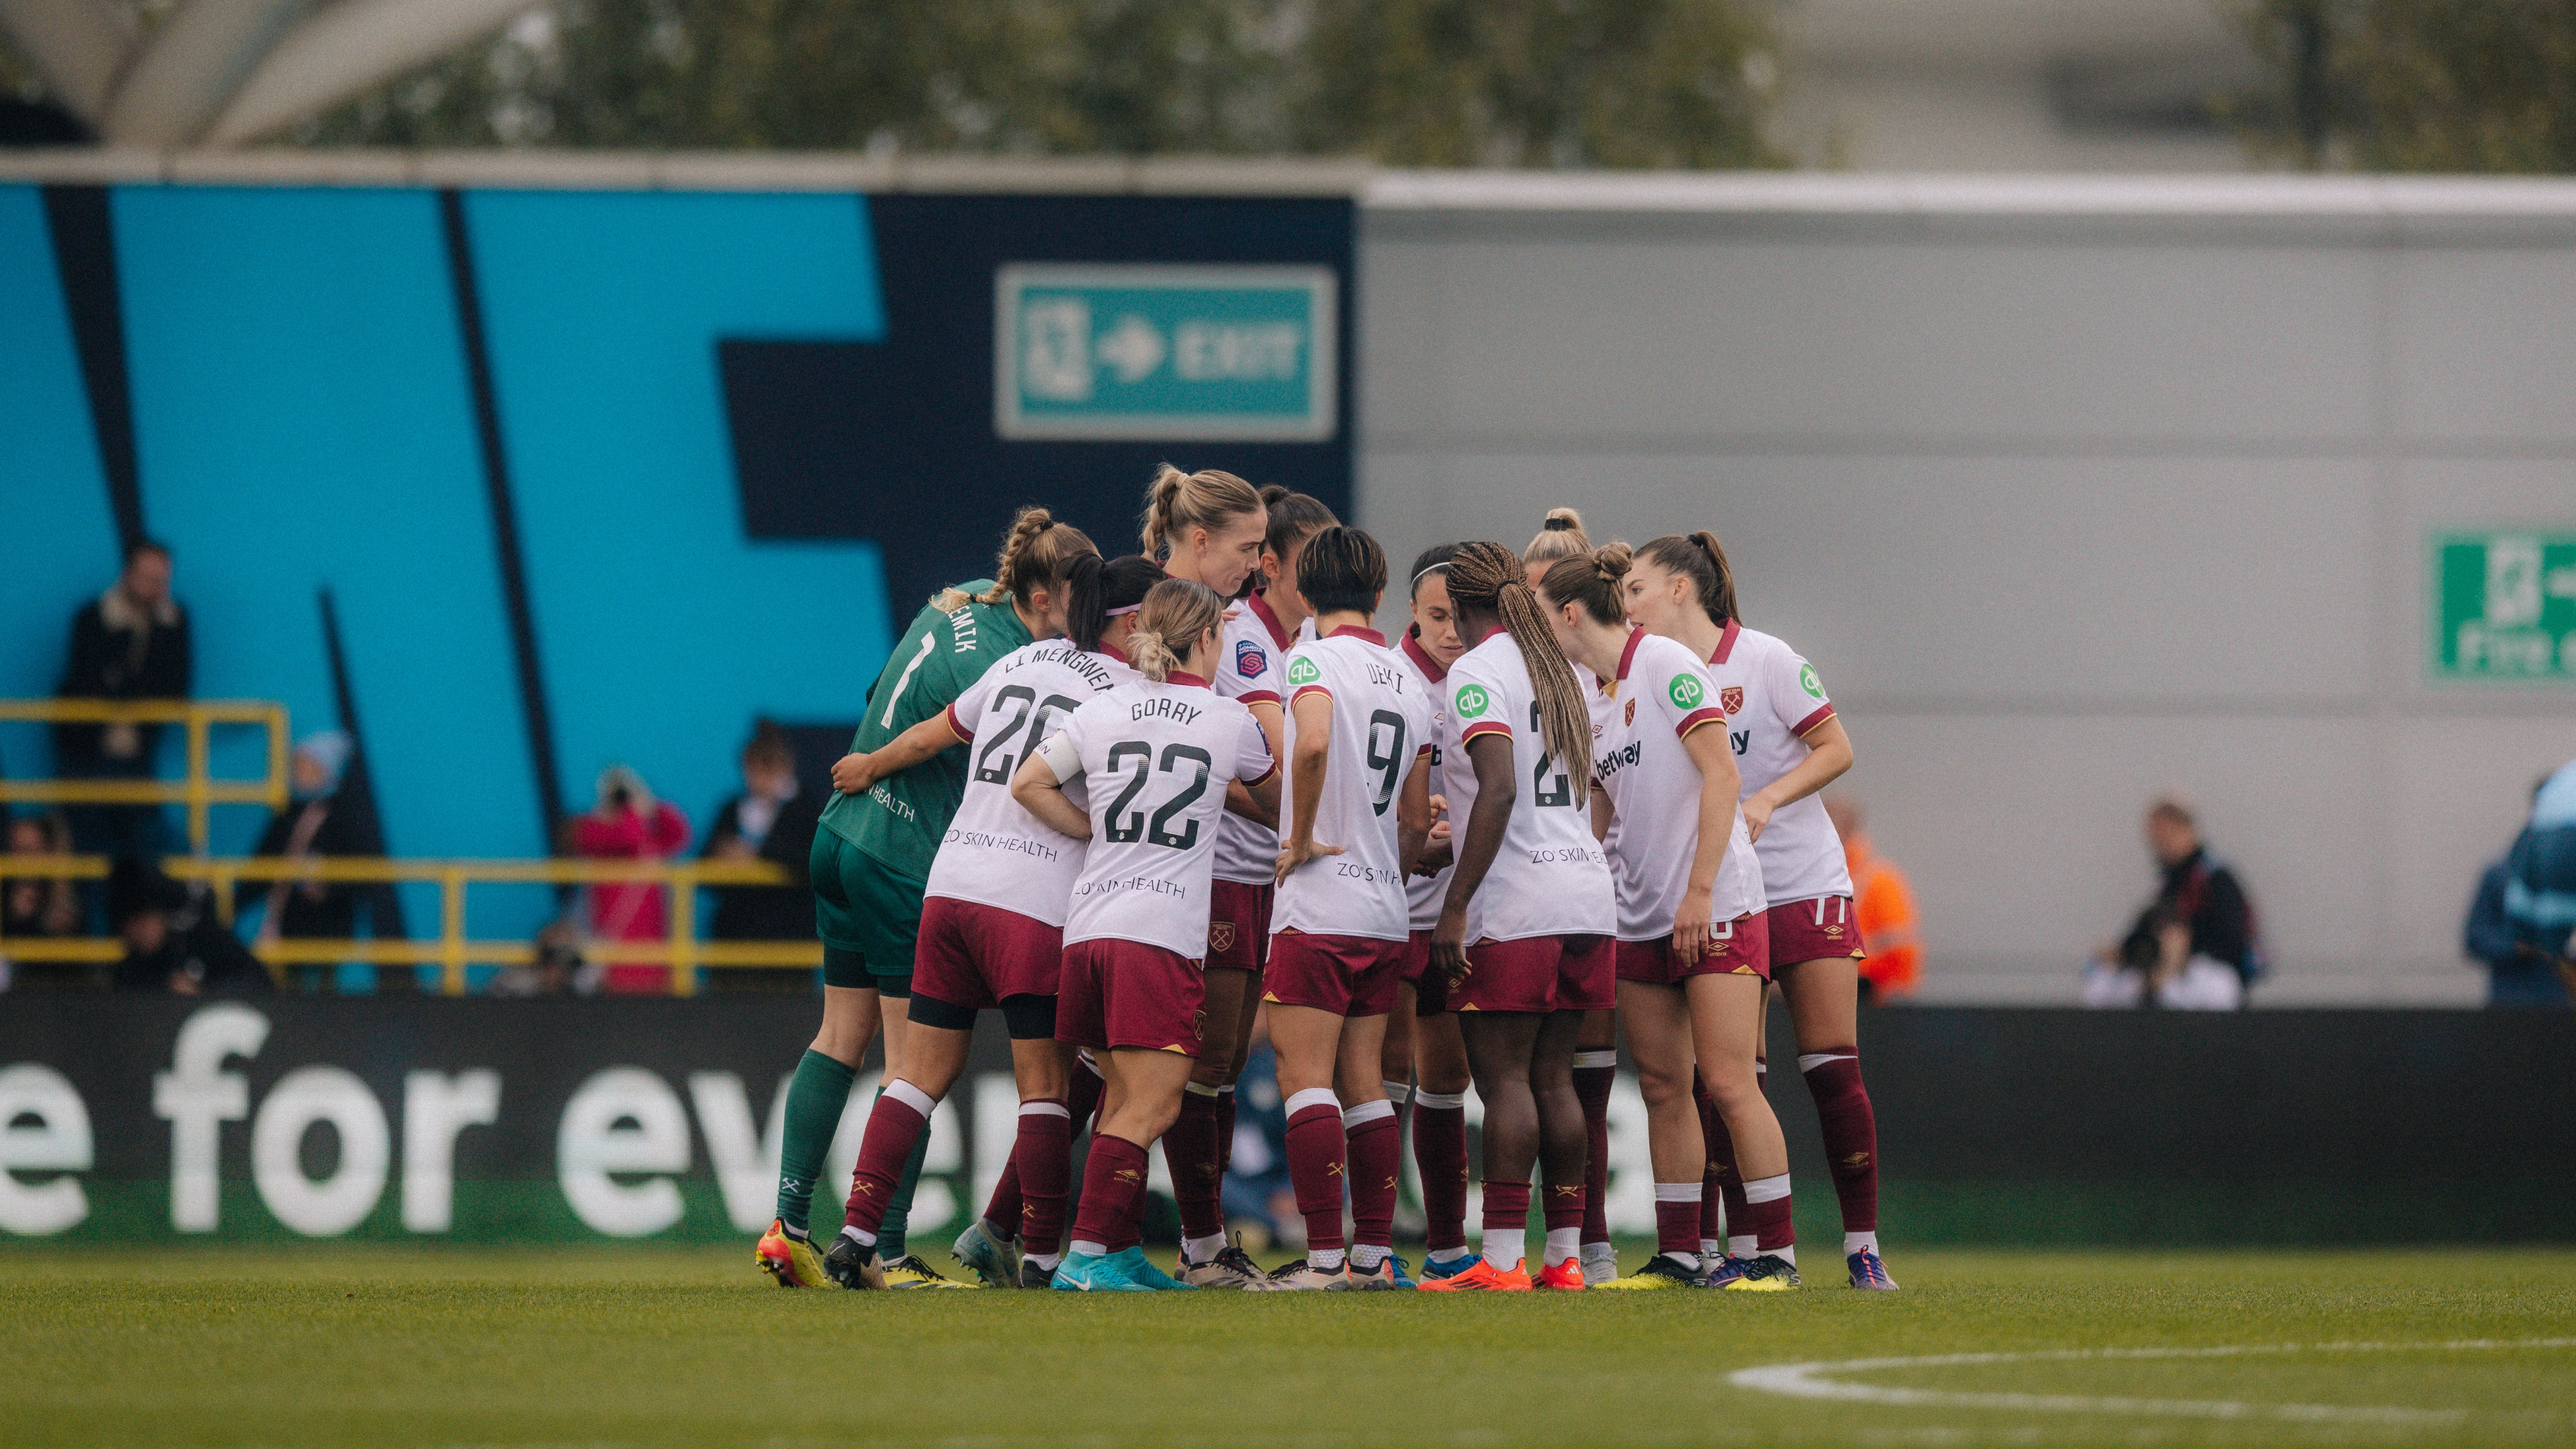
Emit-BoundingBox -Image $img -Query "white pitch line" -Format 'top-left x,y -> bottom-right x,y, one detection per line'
1728,1337 -> 2576,1426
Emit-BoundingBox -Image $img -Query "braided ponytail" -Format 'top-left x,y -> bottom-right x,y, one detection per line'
938,507 -> 1098,612
1446,541 -> 1594,805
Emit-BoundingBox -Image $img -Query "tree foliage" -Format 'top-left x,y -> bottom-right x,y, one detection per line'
275,0 -> 1782,166
2228,1 -> 2576,171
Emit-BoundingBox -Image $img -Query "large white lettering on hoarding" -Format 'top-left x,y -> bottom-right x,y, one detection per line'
402,1071 -> 501,1234
250,1066 -> 390,1236
152,1003 -> 269,1232
0,1063 -> 93,1235
557,1067 -> 692,1236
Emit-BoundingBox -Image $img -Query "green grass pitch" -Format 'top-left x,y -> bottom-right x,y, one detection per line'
4,1246 -> 2572,1447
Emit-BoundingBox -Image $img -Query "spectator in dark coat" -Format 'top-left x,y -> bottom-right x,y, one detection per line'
4,811 -> 91,990
109,857 -> 269,995
702,721 -> 821,992
2084,798 -> 2260,1010
56,540 -> 191,860
238,733 -> 384,992
2492,759 -> 2576,1009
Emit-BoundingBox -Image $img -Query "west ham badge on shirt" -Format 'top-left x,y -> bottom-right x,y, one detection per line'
1720,686 -> 1744,716
1624,699 -> 1636,726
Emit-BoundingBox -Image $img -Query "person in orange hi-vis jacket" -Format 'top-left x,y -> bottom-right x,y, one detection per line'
1826,797 -> 1919,1001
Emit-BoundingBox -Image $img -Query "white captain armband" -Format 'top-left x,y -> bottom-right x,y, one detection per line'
1035,731 -> 1084,784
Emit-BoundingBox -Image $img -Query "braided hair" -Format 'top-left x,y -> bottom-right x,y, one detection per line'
936,507 -> 1098,612
1444,540 -> 1593,805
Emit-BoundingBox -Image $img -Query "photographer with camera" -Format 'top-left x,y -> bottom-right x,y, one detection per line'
571,764 -> 690,994
2082,798 -> 2259,1011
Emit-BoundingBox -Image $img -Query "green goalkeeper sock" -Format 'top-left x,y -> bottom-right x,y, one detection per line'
774,1048 -> 856,1238
875,1125 -> 934,1260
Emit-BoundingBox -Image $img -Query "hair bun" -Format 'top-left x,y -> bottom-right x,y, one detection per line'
1594,541 -> 1634,575
1543,507 -> 1585,533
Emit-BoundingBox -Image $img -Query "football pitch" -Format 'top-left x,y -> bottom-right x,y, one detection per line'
6,1246 -> 2573,1448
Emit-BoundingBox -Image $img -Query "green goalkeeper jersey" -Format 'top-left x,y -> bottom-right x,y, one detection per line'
817,581 -> 1033,879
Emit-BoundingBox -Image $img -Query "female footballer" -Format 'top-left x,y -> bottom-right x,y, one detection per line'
818,554 -> 1163,1290
1383,542 -> 1479,1281
1256,527 -> 1434,1290
1539,547 -> 1791,1290
1415,542 -> 1616,1292
1010,578 -> 1280,1292
1519,507 -> 1622,1283
755,508 -> 1095,1290
1625,531 -> 1892,1291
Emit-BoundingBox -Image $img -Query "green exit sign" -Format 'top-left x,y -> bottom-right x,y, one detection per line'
2430,530 -> 2576,682
994,264 -> 1337,442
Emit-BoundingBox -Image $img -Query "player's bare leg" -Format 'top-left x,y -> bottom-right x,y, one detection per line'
1596,979 -> 1708,1287
1699,975 -> 1800,1289
1776,954 -> 1891,1286
1572,1007 -> 1619,1282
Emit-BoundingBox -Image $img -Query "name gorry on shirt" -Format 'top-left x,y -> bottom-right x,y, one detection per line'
1130,696 -> 1204,726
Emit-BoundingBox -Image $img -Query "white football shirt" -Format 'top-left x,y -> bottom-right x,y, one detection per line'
1211,591 -> 1301,886
923,641 -> 1134,926
1591,629 -> 1766,940
1273,627 -> 1437,942
1052,673 -> 1277,958
1398,632 -> 1454,932
1703,621 -> 1854,905
1439,631 -> 1616,944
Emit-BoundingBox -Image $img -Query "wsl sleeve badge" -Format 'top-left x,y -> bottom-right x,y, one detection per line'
1236,639 -> 1269,679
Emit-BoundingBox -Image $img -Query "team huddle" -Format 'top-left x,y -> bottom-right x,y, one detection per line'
752,467 -> 1894,1293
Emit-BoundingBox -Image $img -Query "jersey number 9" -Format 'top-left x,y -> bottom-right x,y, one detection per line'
1102,742 -> 1215,848
1364,710 -> 1408,817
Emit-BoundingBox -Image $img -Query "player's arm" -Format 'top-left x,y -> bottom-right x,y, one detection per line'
1226,698 -> 1286,827
1275,689 -> 1340,884
1009,733 -> 1093,840
1431,732 -> 1516,980
1413,793 -> 1452,875
1396,753 -> 1432,878
1589,782 -> 1614,844
1744,715 -> 1852,844
1671,721 -> 1743,966
831,711 -> 967,796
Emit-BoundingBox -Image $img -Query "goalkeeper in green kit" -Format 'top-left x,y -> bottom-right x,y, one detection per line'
756,508 -> 1098,1288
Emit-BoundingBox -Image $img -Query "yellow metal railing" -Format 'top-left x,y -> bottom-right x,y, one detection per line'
0,699 -> 290,854
0,855 -> 820,996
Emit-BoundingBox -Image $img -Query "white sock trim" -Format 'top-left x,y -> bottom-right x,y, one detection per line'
1727,1234 -> 1757,1257
1028,1251 -> 1062,1271
1308,1247 -> 1347,1270
1653,1181 -> 1704,1203
1184,1079 -> 1223,1097
1284,1086 -> 1341,1117
1077,1048 -> 1103,1078
1381,1080 -> 1413,1104
838,1224 -> 875,1248
1744,1172 -> 1791,1205
1797,1052 -> 1856,1073
1845,1231 -> 1880,1256
1216,1083 -> 1236,1096
1414,1090 -> 1466,1109
1543,1226 -> 1581,1266
1343,1098 -> 1396,1127
1019,1101 -> 1071,1120
882,1079 -> 938,1119
1572,1050 -> 1619,1070
1069,1239 -> 1108,1257
1182,1233 -> 1225,1263
1482,1232 -> 1525,1271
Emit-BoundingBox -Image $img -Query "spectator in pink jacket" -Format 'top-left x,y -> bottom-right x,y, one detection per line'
572,764 -> 690,994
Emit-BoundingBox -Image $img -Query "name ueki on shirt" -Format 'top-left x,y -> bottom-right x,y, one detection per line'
1132,696 -> 1204,726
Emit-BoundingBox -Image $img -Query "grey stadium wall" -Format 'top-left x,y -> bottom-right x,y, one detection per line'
8,154 -> 2576,1007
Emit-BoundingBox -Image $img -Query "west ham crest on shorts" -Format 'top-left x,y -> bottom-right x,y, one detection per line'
1720,685 -> 1744,716
1209,920 -> 1238,953
1235,639 -> 1267,678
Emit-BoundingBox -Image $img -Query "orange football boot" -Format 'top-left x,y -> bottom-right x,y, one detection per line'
1413,1257 -> 1532,1291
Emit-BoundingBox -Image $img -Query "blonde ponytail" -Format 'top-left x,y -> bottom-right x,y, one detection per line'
1446,541 -> 1594,805
1523,507 -> 1592,567
1127,577 -> 1226,684
936,506 -> 1096,612
1140,464 -> 1263,559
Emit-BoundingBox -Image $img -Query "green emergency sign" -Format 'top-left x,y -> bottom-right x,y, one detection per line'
994,264 -> 1337,442
2430,531 -> 2576,682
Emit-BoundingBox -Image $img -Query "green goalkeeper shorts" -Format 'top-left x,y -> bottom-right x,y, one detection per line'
810,830 -> 927,991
